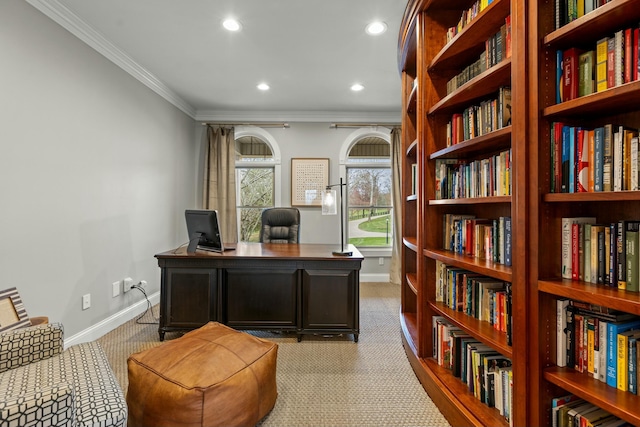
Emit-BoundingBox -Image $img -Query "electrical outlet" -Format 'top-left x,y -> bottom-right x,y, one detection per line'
112,281 -> 121,297
82,293 -> 91,310
379,257 -> 384,266
123,277 -> 133,293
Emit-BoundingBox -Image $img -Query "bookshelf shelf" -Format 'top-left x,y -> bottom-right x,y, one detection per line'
429,0 -> 510,73
403,236 -> 418,252
428,59 -> 511,116
430,126 -> 511,160
408,84 -> 418,113
407,139 -> 417,157
429,196 -> 511,205
543,0 -> 640,49
407,194 -> 418,202
543,81 -> 640,119
543,191 -> 640,202
544,367 -> 640,427
407,273 -> 419,295
538,279 -> 640,316
430,301 -> 512,357
425,248 -> 512,282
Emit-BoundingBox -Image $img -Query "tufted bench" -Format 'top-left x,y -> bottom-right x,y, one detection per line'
126,322 -> 278,427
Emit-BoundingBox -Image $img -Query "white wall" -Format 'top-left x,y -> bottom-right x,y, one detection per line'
0,0 -> 197,339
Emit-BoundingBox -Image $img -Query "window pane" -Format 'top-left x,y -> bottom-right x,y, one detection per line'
348,207 -> 393,247
238,168 -> 274,207
347,168 -> 392,207
239,207 -> 263,242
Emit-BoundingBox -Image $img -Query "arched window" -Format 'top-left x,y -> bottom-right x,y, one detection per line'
344,132 -> 392,248
235,127 -> 281,242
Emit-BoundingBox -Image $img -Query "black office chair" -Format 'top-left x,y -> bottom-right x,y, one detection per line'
259,207 -> 301,243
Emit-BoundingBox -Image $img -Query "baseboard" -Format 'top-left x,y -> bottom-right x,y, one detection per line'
361,273 -> 390,283
65,291 -> 160,348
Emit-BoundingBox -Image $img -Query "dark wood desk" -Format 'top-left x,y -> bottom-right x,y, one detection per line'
155,243 -> 363,342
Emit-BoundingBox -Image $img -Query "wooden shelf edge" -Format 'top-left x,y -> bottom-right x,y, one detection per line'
430,301 -> 512,357
543,81 -> 640,118
406,273 -> 419,295
400,325 -> 509,427
430,196 -> 511,205
544,367 -> 640,426
424,248 -> 513,282
538,279 -> 640,316
403,236 -> 418,252
544,190 -> 640,202
428,59 -> 511,116
430,126 -> 512,160
407,139 -> 418,157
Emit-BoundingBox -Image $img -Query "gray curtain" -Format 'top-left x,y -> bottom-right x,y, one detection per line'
389,127 -> 402,285
203,126 -> 238,243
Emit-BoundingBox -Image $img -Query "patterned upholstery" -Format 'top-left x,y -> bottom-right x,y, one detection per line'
0,323 -> 127,427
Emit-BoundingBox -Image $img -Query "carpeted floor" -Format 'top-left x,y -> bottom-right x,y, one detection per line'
97,282 -> 450,427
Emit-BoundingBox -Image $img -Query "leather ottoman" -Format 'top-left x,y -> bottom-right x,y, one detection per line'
126,322 -> 278,427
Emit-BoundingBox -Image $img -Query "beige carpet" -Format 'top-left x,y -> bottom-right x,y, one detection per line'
97,282 -> 450,427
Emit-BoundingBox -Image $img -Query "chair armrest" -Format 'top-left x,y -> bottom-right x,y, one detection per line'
0,383 -> 75,427
0,323 -> 64,373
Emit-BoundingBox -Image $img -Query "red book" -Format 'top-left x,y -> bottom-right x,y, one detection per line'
572,222 -> 580,280
634,27 -> 639,81
563,47 -> 583,100
577,128 -> 589,192
554,122 -> 563,193
607,37 -> 616,88
625,28 -> 632,83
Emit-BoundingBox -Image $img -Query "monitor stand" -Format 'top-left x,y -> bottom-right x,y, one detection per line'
186,232 -> 202,254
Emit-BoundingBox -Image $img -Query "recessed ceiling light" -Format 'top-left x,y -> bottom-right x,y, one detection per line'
351,83 -> 365,92
366,21 -> 387,35
223,19 -> 241,32
257,83 -> 270,91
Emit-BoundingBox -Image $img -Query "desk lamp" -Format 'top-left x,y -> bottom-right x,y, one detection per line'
322,177 -> 353,256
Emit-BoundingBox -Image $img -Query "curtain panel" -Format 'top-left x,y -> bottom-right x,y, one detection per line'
203,126 -> 238,243
390,127 -> 402,285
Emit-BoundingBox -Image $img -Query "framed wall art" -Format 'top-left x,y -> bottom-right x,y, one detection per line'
291,158 -> 330,207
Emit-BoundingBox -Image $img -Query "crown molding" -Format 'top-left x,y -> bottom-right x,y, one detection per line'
25,0 -> 197,118
195,109 -> 401,124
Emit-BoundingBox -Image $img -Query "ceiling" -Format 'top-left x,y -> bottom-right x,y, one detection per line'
29,0 -> 406,123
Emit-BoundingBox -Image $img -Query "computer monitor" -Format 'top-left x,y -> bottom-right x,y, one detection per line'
185,209 -> 229,253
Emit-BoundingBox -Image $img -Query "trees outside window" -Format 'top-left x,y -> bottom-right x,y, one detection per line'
346,137 -> 392,247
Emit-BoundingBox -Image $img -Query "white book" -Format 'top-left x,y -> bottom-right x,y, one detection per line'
584,224 -> 592,283
557,299 -> 569,367
598,320 -> 608,382
614,30 -> 624,87
613,128 -> 623,191
631,136 -> 639,191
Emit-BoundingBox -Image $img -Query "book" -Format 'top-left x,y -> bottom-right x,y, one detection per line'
628,333 -> 640,393
602,124 -> 613,192
626,223 -> 640,292
615,30 -> 624,87
617,330 -> 640,391
625,28 -> 633,83
607,37 -> 616,88
594,126 -> 604,191
504,217 -> 512,267
577,128 -> 590,192
596,37 -> 609,92
551,394 -> 581,427
557,298 -> 570,367
557,398 -> 586,427
562,217 -> 596,279
579,50 -> 595,97
607,318 -> 640,387
557,50 -> 564,103
599,319 -> 608,382
563,48 -> 583,101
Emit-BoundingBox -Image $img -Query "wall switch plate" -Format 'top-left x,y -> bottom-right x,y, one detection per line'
379,257 -> 384,265
82,293 -> 91,310
112,281 -> 120,297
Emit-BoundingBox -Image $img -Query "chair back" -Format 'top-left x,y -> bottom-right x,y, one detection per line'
259,208 -> 300,243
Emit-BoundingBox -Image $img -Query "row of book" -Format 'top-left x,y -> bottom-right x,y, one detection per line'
446,0 -> 497,43
435,261 -> 513,343
446,87 -> 511,146
550,123 -> 640,193
561,217 -> 640,292
433,316 -> 513,423
442,214 -> 512,266
557,26 -> 640,103
445,17 -> 512,95
557,299 -> 640,394
435,149 -> 512,200
551,394 -> 633,427
555,0 -> 618,30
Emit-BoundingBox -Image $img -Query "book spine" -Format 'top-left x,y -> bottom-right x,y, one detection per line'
603,124 -> 613,192
596,38 -> 608,92
617,333 -> 628,391
594,127 -> 604,191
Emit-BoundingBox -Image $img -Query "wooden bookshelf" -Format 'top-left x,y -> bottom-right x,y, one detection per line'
398,0 -> 527,425
529,0 -> 640,426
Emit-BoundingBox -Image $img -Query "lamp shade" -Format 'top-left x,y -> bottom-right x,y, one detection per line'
322,189 -> 337,215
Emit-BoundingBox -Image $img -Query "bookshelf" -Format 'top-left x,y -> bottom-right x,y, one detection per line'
531,0 -> 640,426
398,0 -> 528,425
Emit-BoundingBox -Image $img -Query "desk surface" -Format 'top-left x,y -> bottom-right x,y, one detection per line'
156,242 -> 363,261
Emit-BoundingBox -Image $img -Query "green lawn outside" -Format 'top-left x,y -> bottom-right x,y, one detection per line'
357,215 -> 391,233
